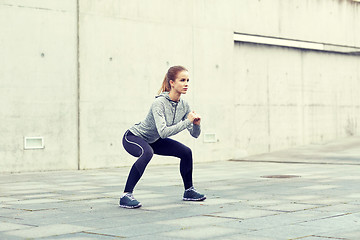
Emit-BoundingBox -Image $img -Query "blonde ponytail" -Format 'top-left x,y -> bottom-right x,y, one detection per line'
157,74 -> 171,95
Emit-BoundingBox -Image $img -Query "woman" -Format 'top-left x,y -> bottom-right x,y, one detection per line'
120,65 -> 206,209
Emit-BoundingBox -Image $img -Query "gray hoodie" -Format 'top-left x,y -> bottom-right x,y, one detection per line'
129,92 -> 201,143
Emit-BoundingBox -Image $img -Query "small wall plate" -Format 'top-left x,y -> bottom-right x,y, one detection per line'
204,133 -> 217,143
24,137 -> 44,150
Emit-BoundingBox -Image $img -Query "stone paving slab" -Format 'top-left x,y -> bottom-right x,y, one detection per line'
1,137 -> 360,239
5,224 -> 92,239
240,136 -> 360,165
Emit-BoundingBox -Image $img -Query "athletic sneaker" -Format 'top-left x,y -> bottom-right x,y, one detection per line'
119,193 -> 142,209
183,186 -> 206,201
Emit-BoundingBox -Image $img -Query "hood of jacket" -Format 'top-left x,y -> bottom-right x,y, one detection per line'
156,92 -> 180,105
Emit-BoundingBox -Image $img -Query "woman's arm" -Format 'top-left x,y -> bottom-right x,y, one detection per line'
152,102 -> 192,139
184,102 -> 201,138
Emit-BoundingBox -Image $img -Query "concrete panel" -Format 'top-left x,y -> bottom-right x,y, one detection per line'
267,48 -> 303,106
192,0 -> 234,29
0,2 -> 78,172
191,27 -> 235,162
80,0 -> 194,26
303,106 -> 338,144
233,0 -> 360,47
234,43 -> 279,106
235,0 -> 281,36
234,105 -> 270,157
337,106 -> 360,137
269,105 -> 303,151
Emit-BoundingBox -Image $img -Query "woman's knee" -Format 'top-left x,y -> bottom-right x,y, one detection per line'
134,147 -> 154,171
142,147 -> 154,160
181,146 -> 192,159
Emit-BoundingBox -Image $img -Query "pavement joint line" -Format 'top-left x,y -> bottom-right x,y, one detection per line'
0,216 -> 24,221
2,206 -> 58,212
54,197 -> 110,201
291,202 -> 330,206
229,159 -> 360,166
288,234 -> 314,240
264,206 -> 328,213
202,214 -> 244,220
82,231 -> 126,238
16,208 -> 58,212
310,235 -> 348,240
0,221 -> 37,228
298,212 -> 353,224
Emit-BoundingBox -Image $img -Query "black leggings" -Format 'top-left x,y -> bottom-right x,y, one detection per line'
122,130 -> 193,193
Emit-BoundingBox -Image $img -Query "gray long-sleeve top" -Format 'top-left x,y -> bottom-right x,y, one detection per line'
129,92 -> 201,143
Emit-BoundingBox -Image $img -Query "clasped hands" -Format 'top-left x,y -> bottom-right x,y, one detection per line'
187,111 -> 201,125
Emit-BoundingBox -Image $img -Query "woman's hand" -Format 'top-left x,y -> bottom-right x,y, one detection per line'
188,111 -> 201,125
187,111 -> 197,123
193,113 -> 201,125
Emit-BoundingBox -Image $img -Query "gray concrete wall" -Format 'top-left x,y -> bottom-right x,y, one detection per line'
1,0 -> 359,172
234,44 -> 360,156
0,0 -> 78,172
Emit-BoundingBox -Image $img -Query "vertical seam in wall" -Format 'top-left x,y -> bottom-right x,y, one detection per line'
266,67 -> 271,153
191,0 -> 196,149
76,0 -> 80,170
301,52 -> 305,145
192,1 -> 196,106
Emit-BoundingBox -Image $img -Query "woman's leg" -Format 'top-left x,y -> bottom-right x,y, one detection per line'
122,130 -> 154,193
150,138 -> 193,190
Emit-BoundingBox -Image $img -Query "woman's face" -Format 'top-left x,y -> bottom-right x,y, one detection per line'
171,70 -> 189,95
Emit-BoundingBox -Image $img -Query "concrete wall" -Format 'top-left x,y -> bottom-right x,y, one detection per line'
234,44 -> 360,156
1,0 -> 359,172
0,0 -> 78,172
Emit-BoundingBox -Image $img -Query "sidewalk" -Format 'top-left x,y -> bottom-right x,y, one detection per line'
1,137 -> 360,239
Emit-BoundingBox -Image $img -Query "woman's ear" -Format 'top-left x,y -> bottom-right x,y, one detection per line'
169,80 -> 175,88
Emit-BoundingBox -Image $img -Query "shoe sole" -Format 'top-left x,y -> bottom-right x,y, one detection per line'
183,196 -> 206,201
119,203 -> 142,209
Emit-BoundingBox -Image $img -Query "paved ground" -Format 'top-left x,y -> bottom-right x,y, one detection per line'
1,137 -> 360,239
